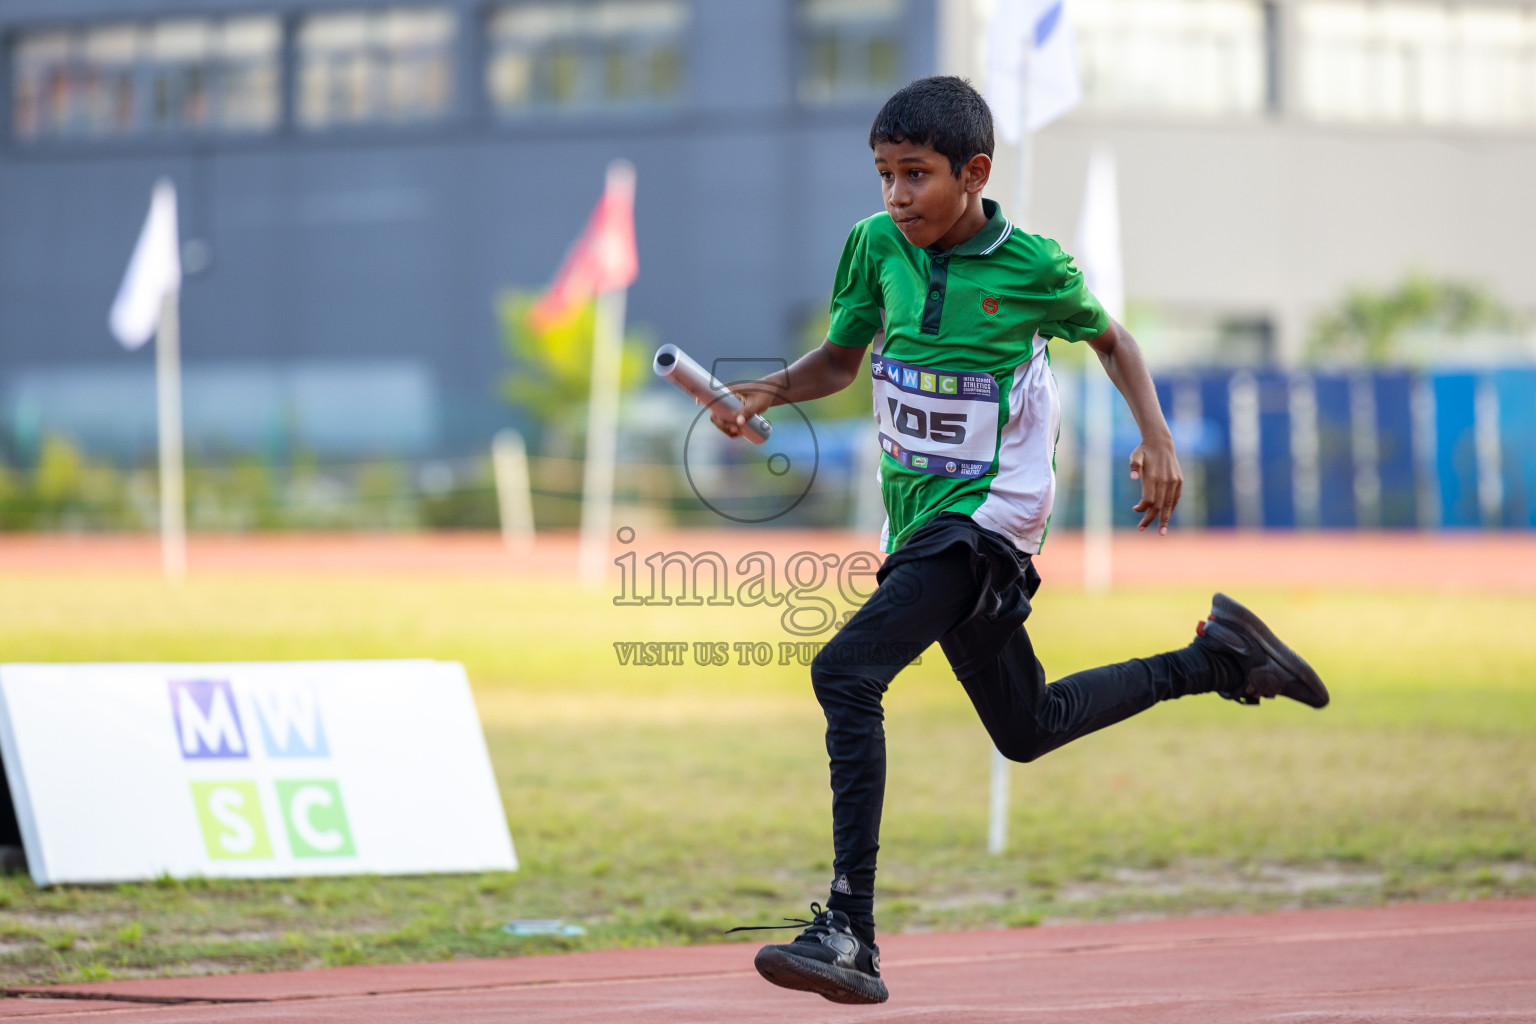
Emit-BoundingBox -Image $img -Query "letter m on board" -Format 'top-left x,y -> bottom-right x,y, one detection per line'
169,680 -> 248,760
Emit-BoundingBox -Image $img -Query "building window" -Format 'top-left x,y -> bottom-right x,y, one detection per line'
11,16 -> 280,140
1073,0 -> 1268,116
797,0 -> 905,106
297,7 -> 457,128
486,2 -> 688,113
1299,1 -> 1536,129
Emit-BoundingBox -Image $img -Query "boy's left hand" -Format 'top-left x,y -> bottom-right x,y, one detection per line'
1129,437 -> 1182,535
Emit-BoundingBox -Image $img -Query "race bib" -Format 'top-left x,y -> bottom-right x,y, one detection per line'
871,354 -> 1001,479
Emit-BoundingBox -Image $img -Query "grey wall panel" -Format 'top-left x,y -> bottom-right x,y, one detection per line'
1021,116 -> 1536,360
793,120 -> 888,323
0,0 -> 941,456
693,0 -> 789,113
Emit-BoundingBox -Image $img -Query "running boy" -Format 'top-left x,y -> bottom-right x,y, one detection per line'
712,77 -> 1329,1005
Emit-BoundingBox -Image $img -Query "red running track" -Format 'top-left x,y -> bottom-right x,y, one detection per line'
3,900 -> 1533,1022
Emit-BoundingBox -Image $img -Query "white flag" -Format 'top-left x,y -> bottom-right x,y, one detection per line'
1075,149 -> 1124,320
109,178 -> 181,351
986,0 -> 1083,145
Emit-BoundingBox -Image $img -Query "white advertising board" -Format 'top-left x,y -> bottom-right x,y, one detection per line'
0,661 -> 516,886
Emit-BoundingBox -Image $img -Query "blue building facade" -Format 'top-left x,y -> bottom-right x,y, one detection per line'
0,0 -> 935,460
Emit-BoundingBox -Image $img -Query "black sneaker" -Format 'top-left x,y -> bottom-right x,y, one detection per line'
1198,592 -> 1330,709
738,903 -> 888,1004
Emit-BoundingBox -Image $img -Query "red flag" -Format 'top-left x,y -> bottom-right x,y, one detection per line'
531,161 -> 638,329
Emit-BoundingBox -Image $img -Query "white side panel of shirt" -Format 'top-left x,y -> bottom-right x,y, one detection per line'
970,341 -> 1061,554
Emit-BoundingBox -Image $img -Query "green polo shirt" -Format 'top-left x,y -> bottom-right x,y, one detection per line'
826,199 -> 1109,552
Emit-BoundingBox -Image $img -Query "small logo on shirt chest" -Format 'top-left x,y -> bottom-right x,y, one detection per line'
980,293 -> 1000,318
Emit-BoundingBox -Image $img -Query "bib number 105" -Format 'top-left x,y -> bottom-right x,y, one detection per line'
886,398 -> 968,445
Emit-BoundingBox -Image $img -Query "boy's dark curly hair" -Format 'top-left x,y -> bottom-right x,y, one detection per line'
869,76 -> 995,176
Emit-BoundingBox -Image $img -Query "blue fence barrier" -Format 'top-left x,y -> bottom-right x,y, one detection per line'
1056,367 -> 1536,531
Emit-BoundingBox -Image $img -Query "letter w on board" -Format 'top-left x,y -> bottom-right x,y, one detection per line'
169,680 -> 328,759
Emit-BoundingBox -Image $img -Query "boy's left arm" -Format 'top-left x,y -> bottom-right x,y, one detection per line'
1086,319 -> 1183,534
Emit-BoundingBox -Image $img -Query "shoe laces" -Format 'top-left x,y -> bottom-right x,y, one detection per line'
725,902 -> 841,939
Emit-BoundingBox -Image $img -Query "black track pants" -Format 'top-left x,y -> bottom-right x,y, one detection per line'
813,514 -> 1237,937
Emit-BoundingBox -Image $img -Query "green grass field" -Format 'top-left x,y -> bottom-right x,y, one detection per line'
0,569 -> 1532,984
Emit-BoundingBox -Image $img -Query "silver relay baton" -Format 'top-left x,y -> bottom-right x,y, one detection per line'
652,344 -> 773,445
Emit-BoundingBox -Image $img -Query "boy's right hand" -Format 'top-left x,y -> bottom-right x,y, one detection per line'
705,340 -> 862,438
709,384 -> 776,439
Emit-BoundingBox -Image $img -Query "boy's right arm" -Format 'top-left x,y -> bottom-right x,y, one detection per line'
710,340 -> 867,439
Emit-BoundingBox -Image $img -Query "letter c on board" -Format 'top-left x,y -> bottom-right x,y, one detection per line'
289,785 -> 344,853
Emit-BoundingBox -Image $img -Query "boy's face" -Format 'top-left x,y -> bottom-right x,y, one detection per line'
873,140 -> 989,251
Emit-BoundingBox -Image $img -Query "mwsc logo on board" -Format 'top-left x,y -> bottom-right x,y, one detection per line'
170,680 -> 356,861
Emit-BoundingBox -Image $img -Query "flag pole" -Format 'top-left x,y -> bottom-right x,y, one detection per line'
1083,366 -> 1114,593
577,280 -> 625,587
988,19 -> 1041,860
110,178 -> 186,580
155,288 -> 187,580
575,158 -> 636,588
1079,150 -> 1123,596
533,159 -> 636,588
982,0 -> 1086,859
